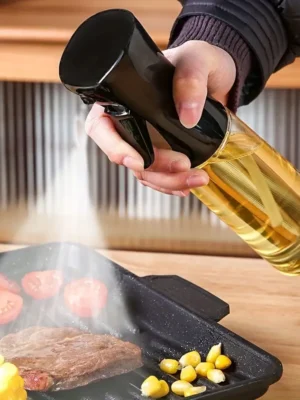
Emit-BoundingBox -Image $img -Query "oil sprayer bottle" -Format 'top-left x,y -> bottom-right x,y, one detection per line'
59,9 -> 300,275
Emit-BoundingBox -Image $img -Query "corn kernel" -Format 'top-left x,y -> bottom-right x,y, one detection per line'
207,369 -> 226,384
141,376 -> 161,397
0,388 -> 13,398
180,366 -> 197,383
152,380 -> 170,399
0,382 -> 9,394
17,376 -> 25,389
0,363 -> 19,380
159,359 -> 179,374
7,376 -> 22,392
0,356 -> 4,366
15,388 -> 27,400
0,357 -> 27,400
0,362 -> 19,394
184,386 -> 207,397
215,355 -> 232,370
179,351 -> 201,368
171,380 -> 193,396
206,343 -> 222,364
195,362 -> 215,377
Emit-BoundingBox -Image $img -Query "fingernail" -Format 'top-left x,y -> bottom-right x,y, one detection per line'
187,174 -> 208,188
170,159 -> 190,172
123,156 -> 144,171
177,103 -> 200,129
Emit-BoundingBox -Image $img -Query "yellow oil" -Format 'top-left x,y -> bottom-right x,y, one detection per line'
192,112 -> 300,275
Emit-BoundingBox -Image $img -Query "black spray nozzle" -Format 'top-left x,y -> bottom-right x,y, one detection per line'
59,8 -> 228,168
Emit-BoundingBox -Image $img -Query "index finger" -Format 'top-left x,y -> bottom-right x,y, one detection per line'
85,103 -> 145,171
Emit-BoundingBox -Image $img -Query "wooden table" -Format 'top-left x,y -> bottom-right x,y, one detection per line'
0,244 -> 299,399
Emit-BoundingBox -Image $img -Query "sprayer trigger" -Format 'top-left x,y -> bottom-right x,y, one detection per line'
104,104 -> 131,117
79,94 -> 95,105
103,107 -> 154,168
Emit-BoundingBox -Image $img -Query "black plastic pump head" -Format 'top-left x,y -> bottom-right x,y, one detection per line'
59,9 -> 228,168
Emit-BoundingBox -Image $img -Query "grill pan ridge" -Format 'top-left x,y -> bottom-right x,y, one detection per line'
0,242 -> 283,400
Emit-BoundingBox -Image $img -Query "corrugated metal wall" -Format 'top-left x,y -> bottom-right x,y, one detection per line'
0,82 -> 299,254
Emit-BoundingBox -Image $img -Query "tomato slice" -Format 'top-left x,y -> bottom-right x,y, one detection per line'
0,273 -> 21,295
22,270 -> 64,300
0,290 -> 23,324
64,278 -> 108,318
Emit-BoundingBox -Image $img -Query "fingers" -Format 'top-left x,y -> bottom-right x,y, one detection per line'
147,147 -> 191,173
173,67 -> 208,129
165,42 -> 236,110
85,74 -> 211,198
165,43 -> 210,129
85,103 -> 144,171
140,180 -> 191,197
86,103 -> 193,174
134,168 -> 209,191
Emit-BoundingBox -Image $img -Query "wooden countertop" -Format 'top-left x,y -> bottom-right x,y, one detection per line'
0,243 -> 299,399
0,0 -> 300,87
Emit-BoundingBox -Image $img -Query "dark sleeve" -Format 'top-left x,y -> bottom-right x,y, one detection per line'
168,15 -> 252,111
277,0 -> 300,57
168,0 -> 294,108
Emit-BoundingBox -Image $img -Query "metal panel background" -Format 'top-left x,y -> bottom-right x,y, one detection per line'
0,83 -> 299,255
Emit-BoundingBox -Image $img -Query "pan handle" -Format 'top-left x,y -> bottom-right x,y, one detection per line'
141,275 -> 229,322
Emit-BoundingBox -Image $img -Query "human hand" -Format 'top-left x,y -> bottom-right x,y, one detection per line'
85,41 -> 236,197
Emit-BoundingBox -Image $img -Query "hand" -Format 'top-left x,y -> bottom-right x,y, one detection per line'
85,41 -> 236,197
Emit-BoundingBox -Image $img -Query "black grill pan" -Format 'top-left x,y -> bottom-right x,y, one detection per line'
0,242 -> 282,400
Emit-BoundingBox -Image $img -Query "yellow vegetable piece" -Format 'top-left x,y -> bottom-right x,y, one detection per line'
195,362 -> 215,377
0,363 -> 19,380
207,369 -> 226,384
171,380 -> 193,396
0,358 -> 27,400
0,388 -> 13,398
0,382 -> 9,394
17,376 -> 25,389
19,389 -> 28,400
8,376 -> 24,391
206,343 -> 222,364
0,355 -> 4,366
15,388 -> 27,400
152,380 -> 170,399
180,366 -> 197,383
184,386 -> 207,397
141,376 -> 162,397
179,351 -> 201,368
159,359 -> 179,374
215,355 -> 232,370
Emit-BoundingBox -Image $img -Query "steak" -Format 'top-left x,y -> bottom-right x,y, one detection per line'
0,326 -> 143,391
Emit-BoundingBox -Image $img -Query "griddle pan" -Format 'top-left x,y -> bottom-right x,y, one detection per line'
0,243 -> 282,400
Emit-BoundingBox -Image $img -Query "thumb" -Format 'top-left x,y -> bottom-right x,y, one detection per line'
169,50 -> 209,129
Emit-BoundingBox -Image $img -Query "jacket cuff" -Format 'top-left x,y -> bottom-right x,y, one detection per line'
168,15 -> 252,111
169,0 -> 290,105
